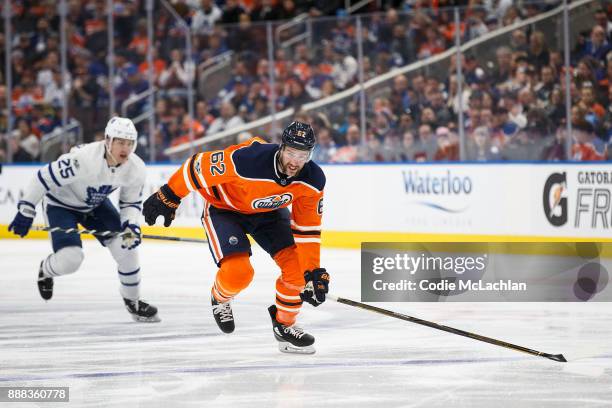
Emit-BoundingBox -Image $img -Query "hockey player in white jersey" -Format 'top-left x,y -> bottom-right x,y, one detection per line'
8,117 -> 160,322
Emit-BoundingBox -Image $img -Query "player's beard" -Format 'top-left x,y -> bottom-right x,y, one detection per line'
277,154 -> 303,178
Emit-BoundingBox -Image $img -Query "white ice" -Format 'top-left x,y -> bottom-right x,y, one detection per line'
0,239 -> 611,408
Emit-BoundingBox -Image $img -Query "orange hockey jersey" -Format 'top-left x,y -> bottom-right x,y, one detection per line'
167,137 -> 325,270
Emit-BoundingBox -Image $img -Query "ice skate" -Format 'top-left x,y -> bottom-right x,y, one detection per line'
211,294 -> 235,333
268,305 -> 315,354
123,298 -> 161,322
37,260 -> 54,301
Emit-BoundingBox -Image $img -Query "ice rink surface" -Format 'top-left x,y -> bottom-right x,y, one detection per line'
1,239 -> 611,408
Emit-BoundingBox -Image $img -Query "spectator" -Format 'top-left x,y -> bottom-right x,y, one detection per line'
417,124 -> 437,160
115,64 -> 149,116
158,49 -> 194,93
221,0 -> 246,25
399,130 -> 419,161
580,25 -> 612,63
535,65 -> 557,105
11,119 -> 40,162
571,120 -> 605,161
541,125 -> 568,161
527,31 -> 550,71
281,77 -> 312,110
578,83 -> 606,122
510,29 -> 528,53
311,127 -> 337,163
594,9 -> 612,40
206,101 -> 244,135
330,47 -> 358,90
192,0 -> 222,35
250,0 -> 281,22
331,124 -> 361,163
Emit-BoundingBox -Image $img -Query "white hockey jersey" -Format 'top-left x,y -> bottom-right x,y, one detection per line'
22,141 -> 146,225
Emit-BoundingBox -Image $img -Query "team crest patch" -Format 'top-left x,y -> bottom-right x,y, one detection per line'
229,236 -> 238,245
251,193 -> 293,210
85,185 -> 115,206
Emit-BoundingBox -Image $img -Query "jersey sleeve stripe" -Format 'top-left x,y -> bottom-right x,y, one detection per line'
37,170 -> 50,191
119,200 -> 142,205
47,164 -> 61,187
181,157 -> 196,192
291,229 -> 320,236
188,154 -> 202,190
194,153 -> 209,189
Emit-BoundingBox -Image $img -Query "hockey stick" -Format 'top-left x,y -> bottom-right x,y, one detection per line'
327,294 -> 567,363
31,226 -> 209,244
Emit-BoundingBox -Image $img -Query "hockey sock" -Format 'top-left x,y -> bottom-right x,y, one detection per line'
273,246 -> 304,326
108,238 -> 141,300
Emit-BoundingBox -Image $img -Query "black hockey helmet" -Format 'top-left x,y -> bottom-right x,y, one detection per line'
281,121 -> 316,152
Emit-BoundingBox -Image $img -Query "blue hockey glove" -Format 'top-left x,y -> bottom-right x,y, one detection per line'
121,222 -> 142,250
300,268 -> 330,307
8,201 -> 36,238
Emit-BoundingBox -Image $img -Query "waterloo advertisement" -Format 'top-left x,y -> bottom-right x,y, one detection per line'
1,163 -> 611,239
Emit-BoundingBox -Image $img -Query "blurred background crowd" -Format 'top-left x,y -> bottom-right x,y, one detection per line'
1,0 -> 611,163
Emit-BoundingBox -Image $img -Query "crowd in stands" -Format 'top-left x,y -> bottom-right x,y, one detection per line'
307,13 -> 612,163
0,0 -> 611,163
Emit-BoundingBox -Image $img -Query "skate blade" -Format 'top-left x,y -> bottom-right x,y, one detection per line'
278,342 -> 315,355
130,314 -> 161,323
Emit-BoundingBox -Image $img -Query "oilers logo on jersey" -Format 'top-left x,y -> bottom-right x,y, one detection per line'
252,193 -> 293,209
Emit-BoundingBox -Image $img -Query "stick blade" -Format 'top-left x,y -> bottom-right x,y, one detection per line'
545,353 -> 567,363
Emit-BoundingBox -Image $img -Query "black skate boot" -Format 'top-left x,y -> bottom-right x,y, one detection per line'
37,260 -> 53,301
211,294 -> 235,333
123,298 -> 161,322
268,305 -> 315,354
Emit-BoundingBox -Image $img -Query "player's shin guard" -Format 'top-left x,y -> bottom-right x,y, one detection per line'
274,278 -> 303,326
273,246 -> 305,326
41,246 -> 84,278
211,253 -> 254,333
108,238 -> 141,300
108,238 -> 160,322
38,246 -> 84,301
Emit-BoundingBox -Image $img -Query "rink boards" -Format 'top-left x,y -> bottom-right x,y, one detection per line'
1,162 -> 611,246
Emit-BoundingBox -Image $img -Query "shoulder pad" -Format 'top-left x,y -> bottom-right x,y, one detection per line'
295,161 -> 326,192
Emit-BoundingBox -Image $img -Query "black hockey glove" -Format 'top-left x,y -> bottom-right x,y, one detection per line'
143,184 -> 181,227
300,268 -> 330,307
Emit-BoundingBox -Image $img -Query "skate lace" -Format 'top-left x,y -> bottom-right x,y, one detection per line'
284,325 -> 305,339
213,302 -> 233,322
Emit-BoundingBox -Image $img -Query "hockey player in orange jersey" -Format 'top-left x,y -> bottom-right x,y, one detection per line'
143,121 -> 330,354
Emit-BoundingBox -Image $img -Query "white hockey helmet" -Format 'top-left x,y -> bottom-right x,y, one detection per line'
104,116 -> 138,153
